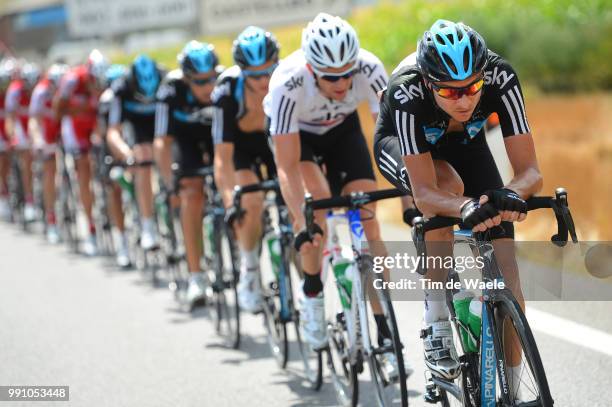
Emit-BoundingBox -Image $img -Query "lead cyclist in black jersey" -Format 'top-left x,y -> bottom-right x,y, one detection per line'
212,26 -> 279,313
373,20 -> 542,398
154,41 -> 220,309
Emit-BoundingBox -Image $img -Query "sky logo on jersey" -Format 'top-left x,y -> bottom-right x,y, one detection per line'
124,101 -> 156,115
393,82 -> 425,104
484,66 -> 515,90
423,126 -> 445,144
465,118 -> 487,138
284,76 -> 303,91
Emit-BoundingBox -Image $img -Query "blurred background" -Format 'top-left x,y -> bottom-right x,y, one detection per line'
1,0 -> 610,239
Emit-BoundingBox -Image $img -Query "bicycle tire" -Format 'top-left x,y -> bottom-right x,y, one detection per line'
365,267 -> 409,407
492,292 -> 553,406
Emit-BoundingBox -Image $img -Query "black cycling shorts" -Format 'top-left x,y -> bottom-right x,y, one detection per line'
124,121 -> 155,146
233,130 -> 276,179
293,111 -> 376,196
173,134 -> 214,174
373,129 -> 514,239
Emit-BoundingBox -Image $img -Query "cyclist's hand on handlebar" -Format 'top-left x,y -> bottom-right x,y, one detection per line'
485,188 -> 528,223
294,223 -> 323,254
224,205 -> 246,227
460,196 -> 501,233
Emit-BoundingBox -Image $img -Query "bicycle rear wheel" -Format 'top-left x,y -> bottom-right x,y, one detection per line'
493,293 -> 553,406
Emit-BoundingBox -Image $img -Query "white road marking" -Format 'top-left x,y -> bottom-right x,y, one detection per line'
527,307 -> 612,357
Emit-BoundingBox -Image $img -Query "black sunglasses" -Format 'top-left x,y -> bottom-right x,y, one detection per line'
317,69 -> 356,83
188,75 -> 217,86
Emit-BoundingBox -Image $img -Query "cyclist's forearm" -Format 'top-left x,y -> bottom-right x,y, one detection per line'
106,126 -> 132,162
29,117 -> 43,144
214,156 -> 236,208
505,167 -> 543,199
4,117 -> 14,139
154,137 -> 174,188
412,185 -> 470,218
278,163 -> 306,229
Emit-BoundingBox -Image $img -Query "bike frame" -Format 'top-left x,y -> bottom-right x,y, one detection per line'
321,208 -> 374,366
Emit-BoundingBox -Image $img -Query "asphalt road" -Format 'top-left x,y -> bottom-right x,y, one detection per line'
1,221 -> 611,407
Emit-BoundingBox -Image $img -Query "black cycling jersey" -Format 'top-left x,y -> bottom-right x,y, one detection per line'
373,50 -> 529,239
375,50 -> 530,158
155,69 -> 215,172
98,88 -> 113,134
109,68 -> 164,144
211,65 -> 275,177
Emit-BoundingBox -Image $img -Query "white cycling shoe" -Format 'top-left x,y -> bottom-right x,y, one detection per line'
422,320 -> 461,380
140,228 -> 159,251
82,234 -> 98,257
237,268 -> 263,313
300,292 -> 328,350
186,272 -> 207,310
46,225 -> 61,245
0,197 -> 11,221
24,203 -> 37,223
379,338 -> 415,383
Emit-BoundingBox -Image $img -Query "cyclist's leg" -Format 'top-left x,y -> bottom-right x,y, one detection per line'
62,118 -> 96,240
133,141 -> 157,248
41,144 -> 58,235
0,140 -> 10,219
300,161 -> 331,278
174,134 -> 208,275
446,135 -> 525,384
14,123 -> 34,211
179,176 -> 205,273
234,169 -> 263,255
374,129 -> 465,379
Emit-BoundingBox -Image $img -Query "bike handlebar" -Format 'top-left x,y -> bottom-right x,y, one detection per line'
303,188 -> 408,236
412,187 -> 578,247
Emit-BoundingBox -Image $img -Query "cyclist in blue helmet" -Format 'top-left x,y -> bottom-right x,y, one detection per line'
154,40 -> 221,309
374,20 -> 541,396
106,54 -> 165,252
104,64 -> 127,88
212,26 -> 279,313
96,63 -> 132,267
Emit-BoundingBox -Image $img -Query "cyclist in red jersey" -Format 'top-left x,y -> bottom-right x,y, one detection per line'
0,59 -> 14,220
4,62 -> 40,223
29,63 -> 67,243
53,50 -> 108,255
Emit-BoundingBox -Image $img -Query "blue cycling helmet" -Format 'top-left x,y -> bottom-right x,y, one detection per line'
105,64 -> 127,85
132,54 -> 160,97
178,41 -> 219,76
232,26 -> 279,68
417,19 -> 487,82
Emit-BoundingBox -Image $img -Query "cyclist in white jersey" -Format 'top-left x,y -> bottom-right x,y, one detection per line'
264,14 -> 406,377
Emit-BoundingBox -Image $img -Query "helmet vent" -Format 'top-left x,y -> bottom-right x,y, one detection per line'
462,48 -> 470,72
442,53 -> 457,76
323,46 -> 335,63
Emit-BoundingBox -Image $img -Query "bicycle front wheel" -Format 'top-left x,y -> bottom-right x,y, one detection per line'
362,256 -> 409,407
211,222 -> 241,349
492,293 -> 553,406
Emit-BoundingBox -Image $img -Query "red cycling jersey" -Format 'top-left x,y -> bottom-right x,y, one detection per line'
30,77 -> 60,145
4,79 -> 31,149
57,65 -> 98,152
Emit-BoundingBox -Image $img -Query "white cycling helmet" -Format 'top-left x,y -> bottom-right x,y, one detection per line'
87,49 -> 109,85
21,63 -> 41,88
47,63 -> 68,87
301,13 -> 360,70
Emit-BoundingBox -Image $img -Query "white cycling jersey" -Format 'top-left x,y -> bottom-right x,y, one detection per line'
263,48 -> 388,136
